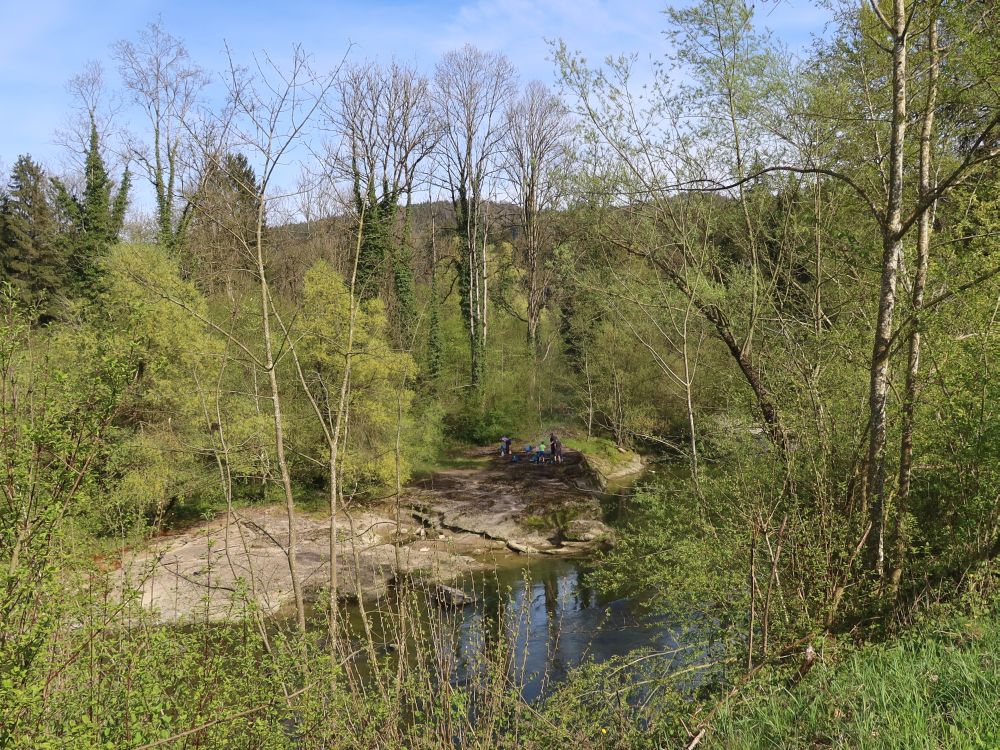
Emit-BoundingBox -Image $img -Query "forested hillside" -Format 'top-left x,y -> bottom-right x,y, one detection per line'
1,1 -> 998,747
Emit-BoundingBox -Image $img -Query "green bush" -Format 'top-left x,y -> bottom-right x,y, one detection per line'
444,400 -> 518,444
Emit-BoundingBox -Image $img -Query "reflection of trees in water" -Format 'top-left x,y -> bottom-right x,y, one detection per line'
477,573 -> 508,656
543,574 -> 559,623
539,568 -> 566,694
342,560 -> 677,706
578,568 -> 593,611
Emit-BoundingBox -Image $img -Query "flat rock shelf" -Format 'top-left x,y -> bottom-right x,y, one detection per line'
121,446 -> 631,622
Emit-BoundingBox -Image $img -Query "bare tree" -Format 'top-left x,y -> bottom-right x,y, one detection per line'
56,61 -> 123,174
272,204 -> 365,681
502,80 -> 571,348
217,43 -> 339,634
115,21 -> 209,255
433,44 -> 517,388
329,60 -> 438,327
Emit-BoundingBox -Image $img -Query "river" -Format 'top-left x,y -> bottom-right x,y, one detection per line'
337,464 -> 691,704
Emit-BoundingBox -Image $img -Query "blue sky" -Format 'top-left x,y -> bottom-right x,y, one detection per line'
0,0 -> 831,179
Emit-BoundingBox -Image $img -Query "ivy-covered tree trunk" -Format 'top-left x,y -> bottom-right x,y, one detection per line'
426,215 -> 443,380
455,186 -> 488,390
353,169 -> 390,300
52,119 -> 130,301
392,193 -> 417,341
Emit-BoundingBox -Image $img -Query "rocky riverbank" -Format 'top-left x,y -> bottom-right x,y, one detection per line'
122,446 -> 639,622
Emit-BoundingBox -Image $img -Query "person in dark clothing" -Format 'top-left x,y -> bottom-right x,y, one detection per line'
500,436 -> 513,456
553,438 -> 564,463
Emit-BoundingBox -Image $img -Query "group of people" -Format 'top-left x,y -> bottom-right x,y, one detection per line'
500,433 -> 564,464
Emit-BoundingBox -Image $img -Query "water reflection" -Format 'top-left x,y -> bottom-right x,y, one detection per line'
426,557 -> 677,702
338,466 -> 693,703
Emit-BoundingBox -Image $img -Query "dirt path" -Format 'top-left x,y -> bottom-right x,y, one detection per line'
122,446 -> 620,622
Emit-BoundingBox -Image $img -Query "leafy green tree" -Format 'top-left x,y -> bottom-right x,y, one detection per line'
0,288 -> 143,734
298,260 -> 417,490
95,243 -> 221,533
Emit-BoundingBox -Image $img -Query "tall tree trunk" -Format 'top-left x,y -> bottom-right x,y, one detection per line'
584,355 -> 594,438
524,183 -> 542,349
465,193 -> 488,390
890,18 -> 938,596
682,300 -> 701,493
393,191 -> 416,341
459,187 -> 484,389
270,209 -> 365,683
427,213 -> 442,379
327,209 -> 365,678
865,0 -> 908,578
254,213 -> 306,634
475,207 -> 489,389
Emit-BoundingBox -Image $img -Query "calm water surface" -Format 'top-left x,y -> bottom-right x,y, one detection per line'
452,556 -> 678,702
342,465 -> 691,702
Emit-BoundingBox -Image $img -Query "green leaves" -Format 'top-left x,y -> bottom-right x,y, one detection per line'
299,260 -> 418,491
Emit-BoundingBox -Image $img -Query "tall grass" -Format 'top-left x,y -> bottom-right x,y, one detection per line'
3,564 -> 605,749
710,610 -> 1000,749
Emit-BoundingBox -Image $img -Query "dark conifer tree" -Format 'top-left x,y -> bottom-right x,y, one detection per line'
186,151 -> 261,293
0,155 -> 66,319
53,119 -> 130,298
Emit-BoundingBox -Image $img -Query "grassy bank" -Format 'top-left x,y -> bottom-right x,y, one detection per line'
709,608 -> 1000,749
561,434 -> 643,484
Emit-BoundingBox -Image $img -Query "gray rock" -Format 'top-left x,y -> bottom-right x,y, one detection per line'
427,583 -> 473,607
506,539 -> 539,554
563,519 -> 612,542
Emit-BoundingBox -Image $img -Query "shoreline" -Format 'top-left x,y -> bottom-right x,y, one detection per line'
121,445 -> 638,623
